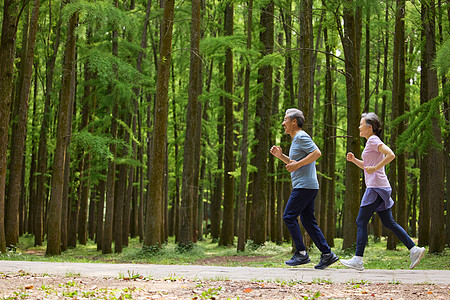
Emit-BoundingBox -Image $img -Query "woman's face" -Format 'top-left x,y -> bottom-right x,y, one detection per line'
359,118 -> 373,138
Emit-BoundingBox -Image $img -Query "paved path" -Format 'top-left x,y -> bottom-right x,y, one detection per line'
1,261 -> 449,284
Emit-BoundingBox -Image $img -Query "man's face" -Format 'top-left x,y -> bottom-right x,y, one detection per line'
282,115 -> 296,135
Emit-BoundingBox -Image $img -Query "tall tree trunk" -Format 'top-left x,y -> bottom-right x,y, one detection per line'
219,1 -> 235,246
298,0 -> 313,134
5,0 -> 40,246
46,12 -> 77,256
0,1 -> 19,252
395,0 -> 408,234
422,0 -> 445,253
144,0 -> 175,249
179,0 -> 201,248
77,59 -> 92,246
250,1 -> 274,246
324,26 -> 336,247
211,103 -> 223,241
340,0 -> 361,250
35,3 -> 63,247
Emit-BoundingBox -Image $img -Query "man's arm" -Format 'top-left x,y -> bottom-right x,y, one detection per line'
286,148 -> 321,173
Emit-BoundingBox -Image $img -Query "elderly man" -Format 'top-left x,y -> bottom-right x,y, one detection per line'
270,108 -> 338,269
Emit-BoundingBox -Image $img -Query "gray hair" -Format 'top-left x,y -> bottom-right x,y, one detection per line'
285,108 -> 305,128
362,112 -> 382,137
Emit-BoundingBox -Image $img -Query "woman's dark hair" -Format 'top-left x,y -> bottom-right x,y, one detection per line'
362,112 -> 383,137
285,108 -> 305,128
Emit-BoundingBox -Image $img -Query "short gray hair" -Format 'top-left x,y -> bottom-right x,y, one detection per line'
285,108 -> 305,128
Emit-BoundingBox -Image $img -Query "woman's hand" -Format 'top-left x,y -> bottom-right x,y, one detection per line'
364,166 -> 377,174
347,152 -> 355,162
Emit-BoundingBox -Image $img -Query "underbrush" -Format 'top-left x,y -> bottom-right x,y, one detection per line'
1,234 -> 448,270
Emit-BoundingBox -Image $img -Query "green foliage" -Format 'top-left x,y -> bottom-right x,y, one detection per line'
434,37 -> 450,77
394,92 -> 448,154
71,130 -> 113,160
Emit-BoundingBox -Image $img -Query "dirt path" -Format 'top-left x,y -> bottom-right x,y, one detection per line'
0,261 -> 449,299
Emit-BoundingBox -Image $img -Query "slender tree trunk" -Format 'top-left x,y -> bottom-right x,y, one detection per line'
422,0 -> 445,253
5,0 -> 40,247
395,0 -> 408,233
219,1 -> 235,246
211,103 -> 223,241
179,0 -> 201,248
96,176 -> 106,251
250,1 -> 274,246
363,4 -> 370,113
46,12 -> 77,256
341,0 -> 361,250
298,0 -> 313,134
144,0 -> 175,249
324,26 -> 336,247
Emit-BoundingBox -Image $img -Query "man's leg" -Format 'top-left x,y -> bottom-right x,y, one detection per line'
283,188 -> 308,252
298,189 -> 330,253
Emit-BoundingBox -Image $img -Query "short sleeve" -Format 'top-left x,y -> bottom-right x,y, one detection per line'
366,136 -> 384,153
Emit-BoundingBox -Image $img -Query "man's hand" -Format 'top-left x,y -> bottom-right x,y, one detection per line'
270,145 -> 283,158
286,160 -> 300,172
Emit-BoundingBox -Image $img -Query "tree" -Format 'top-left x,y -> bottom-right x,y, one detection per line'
5,0 -> 40,247
219,0 -> 235,247
0,0 -> 21,254
46,11 -> 78,256
237,1 -> 252,253
340,0 -> 362,250
250,1 -> 274,245
421,0 -> 445,253
144,0 -> 175,249
179,0 -> 201,248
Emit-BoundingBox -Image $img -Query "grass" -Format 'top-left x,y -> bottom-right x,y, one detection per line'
0,234 -> 448,270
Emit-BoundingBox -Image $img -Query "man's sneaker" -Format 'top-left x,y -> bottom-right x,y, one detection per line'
340,256 -> 364,271
285,252 -> 311,266
409,247 -> 426,269
314,252 -> 339,269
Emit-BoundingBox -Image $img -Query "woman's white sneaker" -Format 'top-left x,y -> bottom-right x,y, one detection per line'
409,246 -> 425,269
340,256 -> 364,271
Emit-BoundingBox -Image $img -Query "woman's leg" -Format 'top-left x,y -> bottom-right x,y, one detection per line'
355,198 -> 383,256
377,209 -> 415,249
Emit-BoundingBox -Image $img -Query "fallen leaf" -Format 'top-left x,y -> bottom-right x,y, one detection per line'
243,288 -> 252,293
427,291 -> 433,294
24,285 -> 34,290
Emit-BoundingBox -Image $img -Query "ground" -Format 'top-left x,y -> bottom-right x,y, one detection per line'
1,255 -> 449,299
1,272 -> 449,299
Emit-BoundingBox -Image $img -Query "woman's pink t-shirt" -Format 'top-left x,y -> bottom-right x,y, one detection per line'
362,135 -> 391,188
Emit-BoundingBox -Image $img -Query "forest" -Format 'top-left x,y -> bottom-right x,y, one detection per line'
0,0 -> 448,256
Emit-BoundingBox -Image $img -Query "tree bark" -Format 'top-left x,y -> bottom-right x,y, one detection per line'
422,0 -> 445,253
219,1 -> 235,246
250,1 -> 274,246
46,11 -> 77,256
144,0 -> 175,249
5,0 -> 40,246
0,0 -> 20,253
298,0 -> 313,134
341,0 -> 361,250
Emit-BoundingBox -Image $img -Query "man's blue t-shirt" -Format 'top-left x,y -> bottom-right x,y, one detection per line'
289,130 -> 319,189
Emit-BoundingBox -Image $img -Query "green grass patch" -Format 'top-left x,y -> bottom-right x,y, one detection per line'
0,234 -> 448,270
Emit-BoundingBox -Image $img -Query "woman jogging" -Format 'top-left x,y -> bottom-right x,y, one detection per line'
340,112 -> 425,271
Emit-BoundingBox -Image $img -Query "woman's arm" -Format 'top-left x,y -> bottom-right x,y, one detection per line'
364,144 -> 395,174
